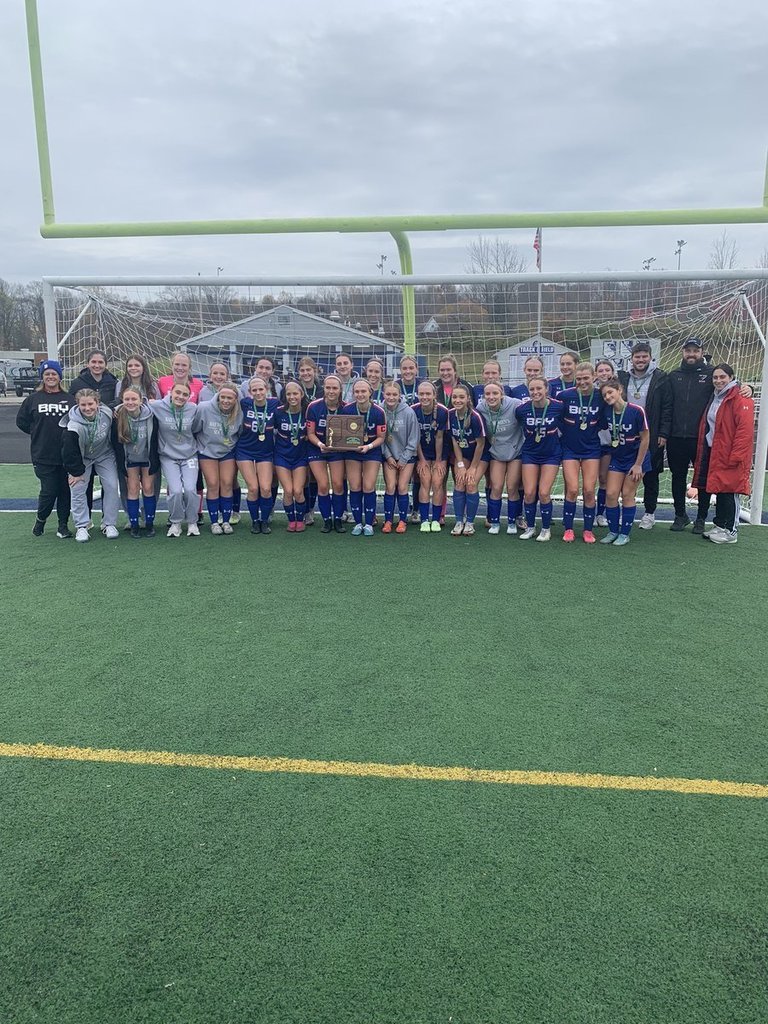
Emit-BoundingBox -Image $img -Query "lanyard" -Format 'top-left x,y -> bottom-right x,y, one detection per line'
128,413 -> 141,445
533,401 -> 549,441
173,405 -> 185,435
254,402 -> 268,434
356,403 -> 373,437
456,410 -> 471,445
287,409 -> 302,439
385,406 -> 398,435
486,405 -> 502,438
401,383 -> 417,403
220,414 -> 230,440
85,416 -> 99,446
611,404 -> 628,443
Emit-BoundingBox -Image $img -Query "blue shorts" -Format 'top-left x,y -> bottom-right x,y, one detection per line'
600,444 -> 613,457
608,451 -> 652,475
236,451 -> 274,465
521,453 -> 562,467
200,451 -> 236,463
345,450 -> 383,464
126,460 -> 150,469
562,449 -> 601,463
308,449 -> 347,464
274,453 -> 309,470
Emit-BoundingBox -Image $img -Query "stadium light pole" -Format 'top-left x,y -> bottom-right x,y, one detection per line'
674,240 -> 687,306
216,266 -> 224,324
642,257 -> 656,309
376,254 -> 387,334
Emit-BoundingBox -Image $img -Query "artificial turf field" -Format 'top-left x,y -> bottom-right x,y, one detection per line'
1,465 -> 767,1024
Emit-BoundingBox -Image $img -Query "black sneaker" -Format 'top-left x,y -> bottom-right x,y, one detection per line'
130,525 -> 142,539
321,518 -> 334,533
333,519 -> 346,533
261,522 -> 272,535
56,525 -> 73,539
144,524 -> 156,538
670,515 -> 691,532
32,519 -> 45,537
197,512 -> 205,525
692,518 -> 706,535
250,521 -> 262,535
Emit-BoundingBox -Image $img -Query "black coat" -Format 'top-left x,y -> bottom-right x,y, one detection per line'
666,360 -> 715,439
68,368 -> 118,407
618,368 -> 672,473
16,389 -> 75,465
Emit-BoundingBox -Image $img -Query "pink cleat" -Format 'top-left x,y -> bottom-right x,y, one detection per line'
563,529 -> 575,543
295,521 -> 306,532
583,530 -> 596,544
287,521 -> 297,532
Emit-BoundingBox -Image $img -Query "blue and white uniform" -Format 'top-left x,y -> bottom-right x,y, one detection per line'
306,398 -> 346,463
509,382 -> 530,400
272,406 -> 309,469
548,377 -> 576,399
398,379 -> 423,407
599,402 -> 651,474
236,397 -> 279,462
342,402 -> 386,461
558,387 -> 606,461
414,402 -> 449,461
448,408 -> 488,464
515,399 -> 564,466
369,386 -> 386,406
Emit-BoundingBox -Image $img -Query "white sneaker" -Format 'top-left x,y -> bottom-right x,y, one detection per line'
704,525 -> 725,540
536,528 -> 551,542
638,513 -> 655,530
305,511 -> 315,525
229,511 -> 241,525
595,514 -> 609,527
516,515 -> 527,530
506,522 -> 518,535
103,525 -> 119,540
409,510 -> 421,524
488,523 -> 500,535
451,521 -> 464,536
463,522 -> 475,536
211,522 -> 223,535
519,527 -> 536,540
708,528 -> 737,544
221,522 -> 234,535
167,523 -> 182,538
187,523 -> 200,537
75,527 -> 90,543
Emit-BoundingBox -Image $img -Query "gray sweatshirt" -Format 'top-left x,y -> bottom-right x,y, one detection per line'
382,399 -> 420,463
119,402 -> 154,464
60,404 -> 114,461
149,396 -> 199,460
477,396 -> 524,461
706,379 -> 739,446
193,393 -> 244,459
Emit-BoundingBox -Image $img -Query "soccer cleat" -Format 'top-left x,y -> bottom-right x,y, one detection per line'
535,528 -> 551,542
430,520 -> 441,533
333,519 -> 346,534
56,526 -> 73,539
75,527 -> 90,543
582,530 -> 596,544
409,510 -> 421,524
595,514 -> 609,528
342,511 -> 353,523
295,521 -> 306,532
250,521 -> 262,535
32,519 -> 45,537
103,525 -> 119,540
287,521 -> 297,532
692,518 -> 706,535
638,513 -> 655,530
351,523 -> 364,536
144,525 -> 156,538
613,533 -> 630,546
506,522 -> 517,536
321,519 -> 333,533
381,521 -> 393,534
395,520 -> 407,534
519,527 -> 536,540
600,532 -> 619,544
451,521 -> 464,536
130,525 -> 142,539
186,523 -> 200,537
261,523 -> 272,535
488,524 -> 500,535
229,511 -> 241,525
304,511 -> 315,526
670,515 -> 691,532
221,522 -> 234,535
484,518 -> 492,529
516,515 -> 527,530
562,529 -> 575,543
363,524 -> 374,537
708,528 -> 737,544
463,522 -> 476,536
211,522 -> 223,535
420,521 -> 431,533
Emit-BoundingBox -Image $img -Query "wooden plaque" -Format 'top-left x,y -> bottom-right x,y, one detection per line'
325,414 -> 366,451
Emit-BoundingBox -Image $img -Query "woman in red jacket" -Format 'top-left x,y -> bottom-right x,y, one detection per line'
693,363 -> 755,545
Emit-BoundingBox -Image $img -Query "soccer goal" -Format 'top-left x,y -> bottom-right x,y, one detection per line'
42,270 -> 768,522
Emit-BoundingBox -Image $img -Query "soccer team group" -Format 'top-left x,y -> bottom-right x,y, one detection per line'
17,342 -> 752,546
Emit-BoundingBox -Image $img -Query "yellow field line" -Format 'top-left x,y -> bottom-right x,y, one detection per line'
1,741 -> 766,799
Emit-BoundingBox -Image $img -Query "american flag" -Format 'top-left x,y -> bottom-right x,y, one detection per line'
533,228 -> 542,271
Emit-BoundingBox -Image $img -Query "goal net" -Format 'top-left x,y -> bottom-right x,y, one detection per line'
45,272 -> 768,519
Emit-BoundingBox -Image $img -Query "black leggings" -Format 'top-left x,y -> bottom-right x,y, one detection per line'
694,444 -> 738,530
666,436 -> 699,516
33,464 -> 71,525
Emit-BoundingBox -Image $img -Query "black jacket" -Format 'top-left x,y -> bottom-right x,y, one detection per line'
666,360 -> 714,439
110,415 -> 161,477
618,367 -> 672,473
16,389 -> 75,466
68,368 -> 118,407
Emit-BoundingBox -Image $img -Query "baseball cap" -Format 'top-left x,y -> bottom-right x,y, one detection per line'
682,338 -> 703,349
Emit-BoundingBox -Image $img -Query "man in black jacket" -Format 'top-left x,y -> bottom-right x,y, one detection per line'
618,342 -> 672,529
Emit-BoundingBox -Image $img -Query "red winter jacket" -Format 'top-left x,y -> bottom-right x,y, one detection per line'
694,386 -> 755,495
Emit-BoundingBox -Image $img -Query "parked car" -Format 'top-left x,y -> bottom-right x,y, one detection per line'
12,366 -> 39,396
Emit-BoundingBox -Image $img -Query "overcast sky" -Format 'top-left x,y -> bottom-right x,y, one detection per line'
2,0 -> 767,283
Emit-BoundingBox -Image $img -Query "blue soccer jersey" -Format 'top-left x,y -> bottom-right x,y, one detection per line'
599,402 -> 649,465
273,406 -> 308,461
472,382 -> 514,405
413,401 -> 449,461
448,408 -> 487,462
370,386 -> 386,406
509,382 -> 530,400
559,387 -> 606,459
548,377 -> 577,398
398,379 -> 423,407
515,398 -> 564,463
342,401 -> 386,444
236,397 -> 279,460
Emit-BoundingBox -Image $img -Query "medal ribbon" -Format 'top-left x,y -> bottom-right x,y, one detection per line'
534,401 -> 549,441
611,404 -> 628,444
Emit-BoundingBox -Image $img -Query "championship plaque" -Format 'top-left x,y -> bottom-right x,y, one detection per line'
325,414 -> 366,451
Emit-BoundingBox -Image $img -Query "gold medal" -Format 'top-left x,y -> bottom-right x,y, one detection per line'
580,422 -> 588,431
258,433 -> 265,441
292,438 -> 299,447
611,439 -> 620,448
459,439 -> 468,449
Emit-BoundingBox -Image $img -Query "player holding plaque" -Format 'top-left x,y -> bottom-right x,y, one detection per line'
307,374 -> 348,533
343,379 -> 386,536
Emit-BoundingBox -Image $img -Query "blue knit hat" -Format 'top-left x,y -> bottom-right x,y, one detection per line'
39,359 -> 64,378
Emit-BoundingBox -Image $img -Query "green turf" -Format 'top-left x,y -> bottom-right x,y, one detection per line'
0,463 -> 37,498
1,505 -> 767,1023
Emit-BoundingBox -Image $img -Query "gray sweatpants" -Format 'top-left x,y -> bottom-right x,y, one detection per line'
70,454 -> 120,528
161,455 -> 199,524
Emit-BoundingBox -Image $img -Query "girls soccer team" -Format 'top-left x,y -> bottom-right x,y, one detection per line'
25,349 -> 663,546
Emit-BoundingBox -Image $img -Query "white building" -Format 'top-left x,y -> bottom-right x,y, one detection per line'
494,336 -> 572,383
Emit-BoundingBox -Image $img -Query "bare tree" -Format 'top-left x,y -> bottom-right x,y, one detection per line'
465,236 -> 529,275
756,247 -> 768,269
707,230 -> 740,270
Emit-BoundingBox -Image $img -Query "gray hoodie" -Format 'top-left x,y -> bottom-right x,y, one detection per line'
382,399 -> 420,463
706,378 -> 739,446
118,402 -> 154,464
60,404 -> 114,461
477,396 -> 524,461
193,393 -> 244,459
149,396 -> 199,460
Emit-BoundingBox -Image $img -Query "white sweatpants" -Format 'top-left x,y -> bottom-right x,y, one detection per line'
70,454 -> 121,528
161,456 -> 199,524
